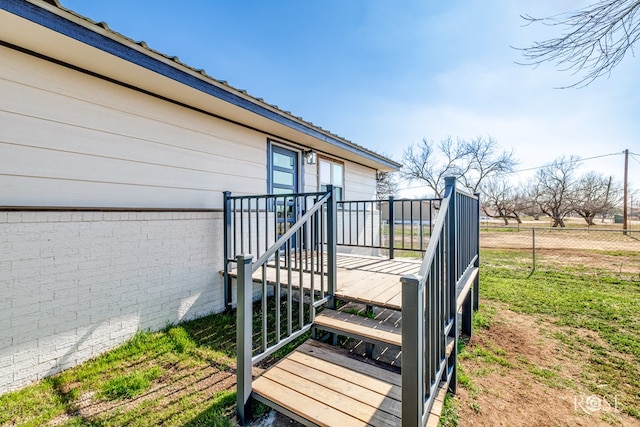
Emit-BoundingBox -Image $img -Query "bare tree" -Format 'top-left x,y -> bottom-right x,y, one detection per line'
530,155 -> 580,227
571,172 -> 620,225
376,171 -> 399,200
517,189 -> 543,220
481,179 -> 522,225
401,137 -> 467,197
402,136 -> 517,197
518,1 -> 640,87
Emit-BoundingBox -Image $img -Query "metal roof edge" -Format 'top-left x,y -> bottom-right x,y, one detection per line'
2,0 -> 400,171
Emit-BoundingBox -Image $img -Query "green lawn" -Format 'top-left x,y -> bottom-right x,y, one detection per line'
3,248 -> 638,425
472,249 -> 640,419
0,312 -> 240,427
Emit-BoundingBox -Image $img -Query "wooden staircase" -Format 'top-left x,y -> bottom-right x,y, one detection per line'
251,305 -> 458,427
231,178 -> 480,426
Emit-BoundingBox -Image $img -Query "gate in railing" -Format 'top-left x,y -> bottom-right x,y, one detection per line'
401,176 -> 480,426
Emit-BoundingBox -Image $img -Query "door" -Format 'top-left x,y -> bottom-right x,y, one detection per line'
270,145 -> 299,240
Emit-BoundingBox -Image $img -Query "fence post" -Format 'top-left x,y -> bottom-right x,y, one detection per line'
473,192 -> 480,311
223,191 -> 232,311
326,185 -> 337,309
388,196 -> 395,259
236,254 -> 254,425
444,176 -> 458,394
401,274 -> 424,427
532,228 -> 536,272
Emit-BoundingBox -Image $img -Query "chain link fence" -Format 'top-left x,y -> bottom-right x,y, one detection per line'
480,224 -> 640,279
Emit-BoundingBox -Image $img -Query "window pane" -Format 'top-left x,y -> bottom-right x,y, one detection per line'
319,161 -> 331,184
273,170 -> 294,186
332,164 -> 343,186
273,152 -> 294,169
273,187 -> 292,195
335,187 -> 343,201
321,185 -> 342,201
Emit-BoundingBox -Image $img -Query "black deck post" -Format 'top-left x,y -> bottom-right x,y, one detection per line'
445,177 -> 458,395
401,274 -> 424,427
236,254 -> 253,425
223,191 -> 232,311
388,196 -> 395,259
326,185 -> 337,310
474,192 -> 480,311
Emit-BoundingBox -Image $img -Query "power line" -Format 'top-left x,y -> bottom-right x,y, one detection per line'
508,151 -> 623,174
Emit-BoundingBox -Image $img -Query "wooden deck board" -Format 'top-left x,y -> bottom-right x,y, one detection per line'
253,341 -> 401,427
230,254 -> 420,310
230,254 -> 475,313
314,309 -> 402,347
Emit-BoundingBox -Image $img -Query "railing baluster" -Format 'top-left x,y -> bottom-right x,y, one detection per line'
262,263 -> 267,352
298,226 -> 304,331
287,237 -> 293,336
320,203 -> 325,298
223,192 -> 232,309
389,196 -> 395,259
275,247 -> 281,344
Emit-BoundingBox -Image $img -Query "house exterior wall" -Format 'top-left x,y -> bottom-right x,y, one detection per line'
0,210 -> 223,394
0,45 -> 267,208
344,162 -> 377,201
0,43 -> 383,394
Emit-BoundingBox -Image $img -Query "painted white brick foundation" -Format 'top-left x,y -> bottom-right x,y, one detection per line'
0,210 -> 225,394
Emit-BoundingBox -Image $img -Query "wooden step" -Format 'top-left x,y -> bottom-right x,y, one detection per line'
445,336 -> 455,357
252,340 -> 401,427
425,378 -> 452,427
456,266 -> 479,310
314,309 -> 402,347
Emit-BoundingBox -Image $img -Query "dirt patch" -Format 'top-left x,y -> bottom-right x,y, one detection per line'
456,305 -> 640,426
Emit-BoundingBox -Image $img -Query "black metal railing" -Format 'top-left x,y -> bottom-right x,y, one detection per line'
401,177 -> 480,426
230,187 -> 338,425
336,197 -> 440,258
224,189 -> 336,309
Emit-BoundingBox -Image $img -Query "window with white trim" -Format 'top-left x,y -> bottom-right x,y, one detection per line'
319,158 -> 344,200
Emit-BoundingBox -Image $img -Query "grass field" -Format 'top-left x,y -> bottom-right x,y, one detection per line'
2,246 -> 639,426
442,249 -> 640,426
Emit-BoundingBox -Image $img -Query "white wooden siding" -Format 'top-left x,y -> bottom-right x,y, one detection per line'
0,46 -> 268,208
344,162 -> 377,200
303,161 -> 318,193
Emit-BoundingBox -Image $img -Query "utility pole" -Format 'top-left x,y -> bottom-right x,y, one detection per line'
623,149 -> 629,234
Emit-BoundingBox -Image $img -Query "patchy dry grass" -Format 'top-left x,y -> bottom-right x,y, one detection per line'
444,249 -> 640,426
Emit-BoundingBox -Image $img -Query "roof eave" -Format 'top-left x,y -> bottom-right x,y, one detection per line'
1,0 -> 400,172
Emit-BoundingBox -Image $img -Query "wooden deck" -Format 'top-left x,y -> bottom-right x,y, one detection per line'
252,340 -> 401,427
235,253 -> 422,310
233,253 -> 477,426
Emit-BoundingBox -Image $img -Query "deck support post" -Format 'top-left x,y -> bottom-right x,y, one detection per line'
223,191 -> 232,311
236,254 -> 253,425
388,196 -> 395,259
473,192 -> 480,311
326,186 -> 338,345
401,274 -> 424,427
326,185 -> 337,310
445,176 -> 458,395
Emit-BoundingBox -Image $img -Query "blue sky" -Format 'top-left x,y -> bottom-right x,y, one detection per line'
61,0 -> 640,197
